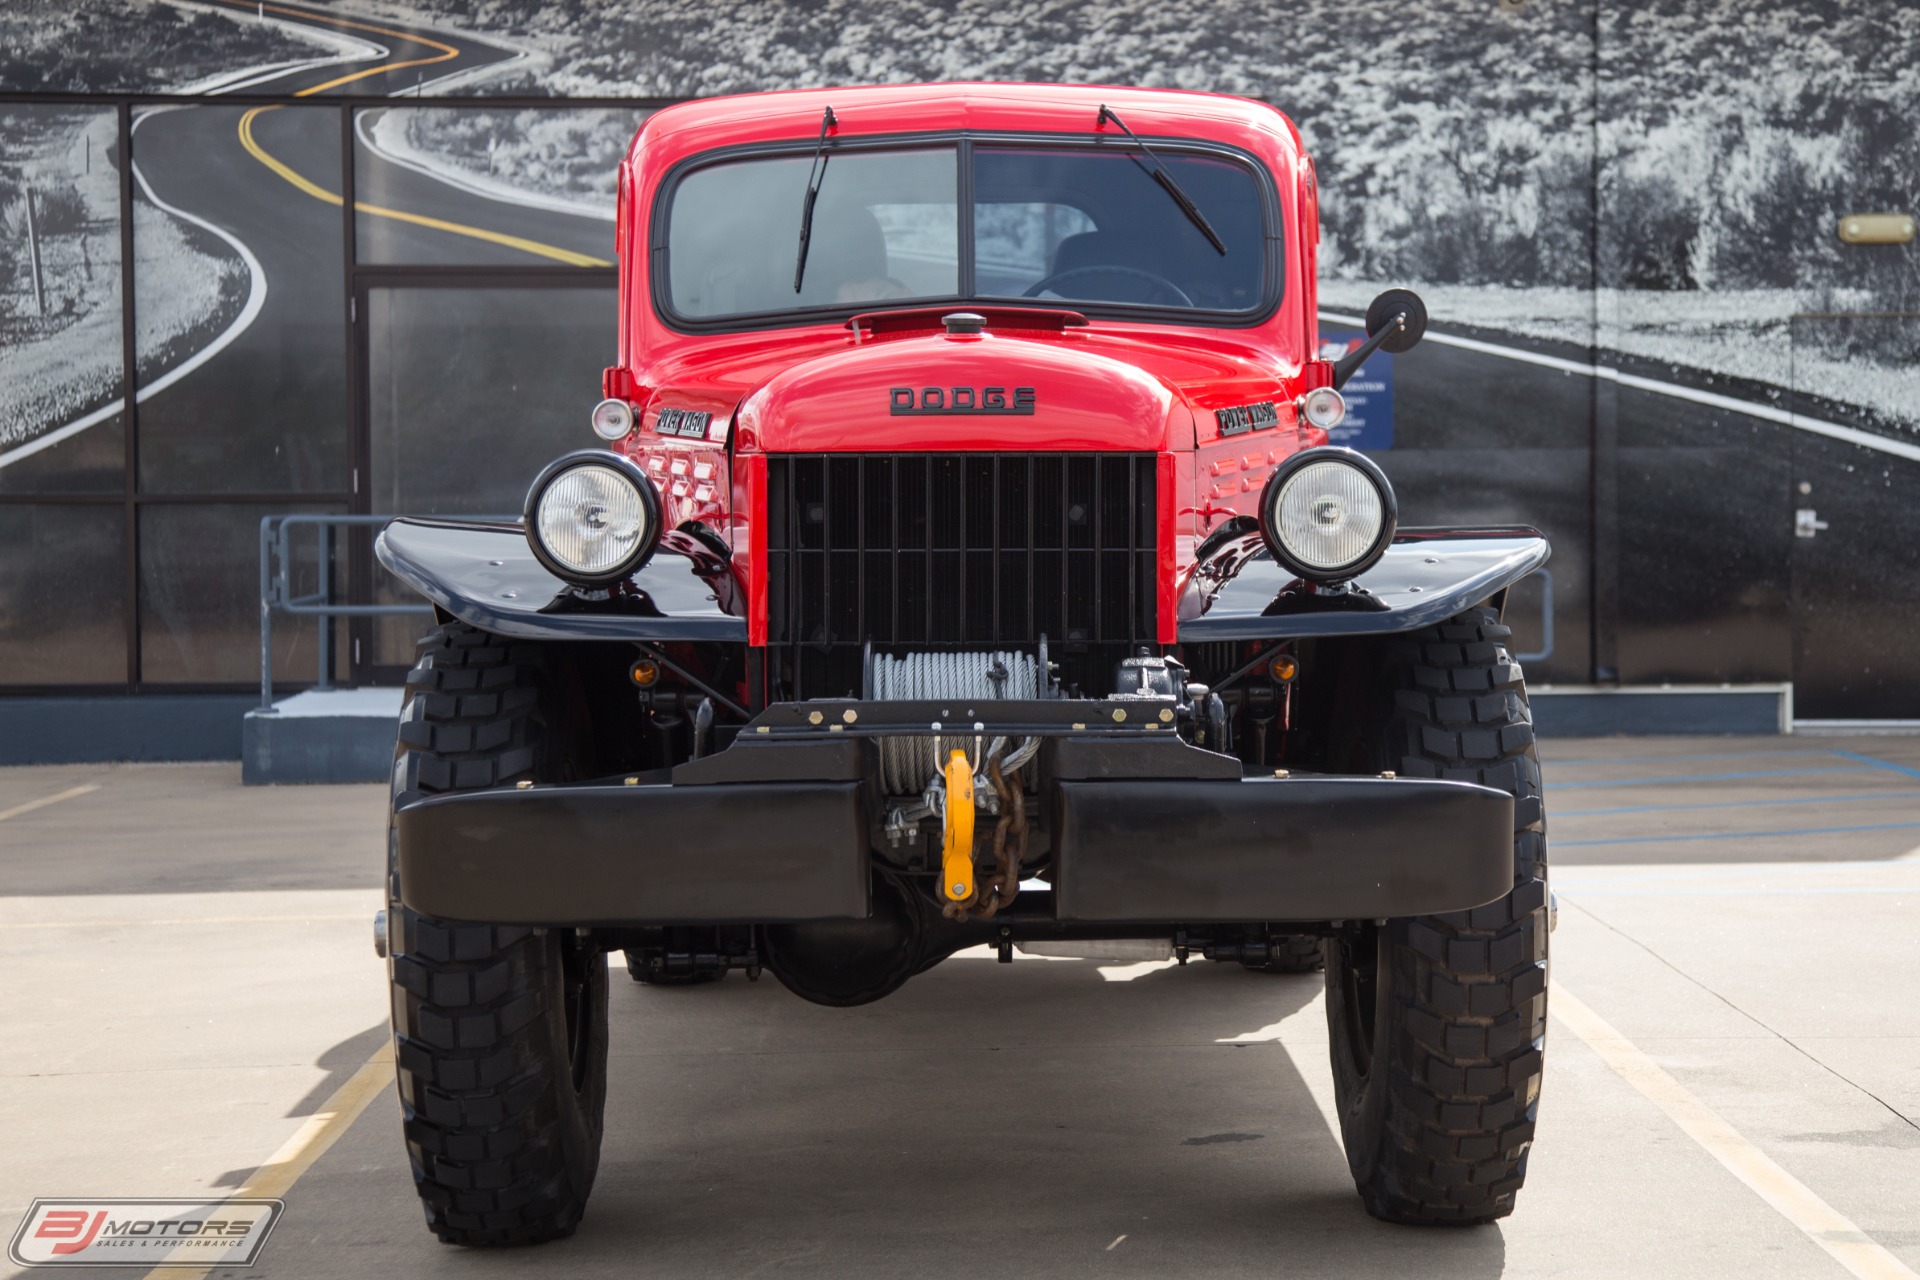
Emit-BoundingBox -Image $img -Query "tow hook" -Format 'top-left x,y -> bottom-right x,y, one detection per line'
940,749 -> 976,906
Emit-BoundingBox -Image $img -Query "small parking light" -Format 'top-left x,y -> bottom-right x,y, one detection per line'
591,398 -> 636,441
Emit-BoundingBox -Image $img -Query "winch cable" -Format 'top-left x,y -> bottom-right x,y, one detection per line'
869,651 -> 1043,794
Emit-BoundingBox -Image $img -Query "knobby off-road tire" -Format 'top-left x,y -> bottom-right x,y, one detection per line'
385,621 -> 608,1246
1243,934 -> 1327,973
1325,605 -> 1549,1224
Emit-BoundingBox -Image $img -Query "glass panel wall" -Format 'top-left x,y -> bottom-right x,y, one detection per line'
353,106 -> 647,267
365,283 -> 614,665
132,104 -> 347,494
0,105 -> 125,495
0,504 -> 126,685
138,503 -> 340,685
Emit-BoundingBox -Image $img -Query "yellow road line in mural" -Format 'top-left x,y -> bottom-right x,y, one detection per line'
203,0 -> 461,96
236,107 -> 610,267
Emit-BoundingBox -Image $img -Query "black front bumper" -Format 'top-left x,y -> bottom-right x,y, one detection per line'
394,698 -> 1515,926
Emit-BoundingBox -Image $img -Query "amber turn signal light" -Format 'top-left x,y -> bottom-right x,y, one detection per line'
629,658 -> 661,687
1269,654 -> 1299,683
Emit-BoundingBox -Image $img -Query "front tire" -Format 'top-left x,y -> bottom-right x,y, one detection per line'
386,621 -> 608,1245
1325,606 -> 1549,1225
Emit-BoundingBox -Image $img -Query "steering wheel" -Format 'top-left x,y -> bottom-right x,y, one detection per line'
1022,265 -> 1195,308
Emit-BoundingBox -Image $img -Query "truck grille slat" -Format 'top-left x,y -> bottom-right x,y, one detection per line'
766,453 -> 1158,700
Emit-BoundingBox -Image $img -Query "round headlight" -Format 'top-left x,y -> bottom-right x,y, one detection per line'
524,451 -> 661,585
1260,447 -> 1397,582
1297,386 -> 1347,431
590,398 -> 635,441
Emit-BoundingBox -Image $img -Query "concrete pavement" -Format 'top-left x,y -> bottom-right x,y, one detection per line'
3,739 -> 1916,1278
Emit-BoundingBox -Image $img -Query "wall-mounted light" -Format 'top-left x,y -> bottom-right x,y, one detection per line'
1837,213 -> 1915,245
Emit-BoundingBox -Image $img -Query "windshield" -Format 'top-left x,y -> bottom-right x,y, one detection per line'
661,141 -> 1271,324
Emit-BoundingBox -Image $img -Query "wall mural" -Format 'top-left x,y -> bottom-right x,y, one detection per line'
0,0 -> 1915,709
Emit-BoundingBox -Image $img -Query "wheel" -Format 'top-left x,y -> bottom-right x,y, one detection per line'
386,621 -> 608,1246
1242,934 -> 1326,973
1324,606 -> 1549,1225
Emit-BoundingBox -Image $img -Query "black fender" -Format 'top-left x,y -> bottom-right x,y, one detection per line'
1177,525 -> 1550,641
375,517 -> 747,642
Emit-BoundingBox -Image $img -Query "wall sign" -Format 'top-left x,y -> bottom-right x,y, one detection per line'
1318,332 -> 1394,450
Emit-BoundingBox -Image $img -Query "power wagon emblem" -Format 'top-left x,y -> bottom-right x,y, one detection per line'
1215,401 -> 1279,436
654,408 -> 712,438
889,386 -> 1036,416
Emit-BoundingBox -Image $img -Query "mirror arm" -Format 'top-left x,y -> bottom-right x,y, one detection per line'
1330,311 -> 1405,390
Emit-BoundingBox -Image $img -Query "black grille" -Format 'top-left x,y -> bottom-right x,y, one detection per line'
766,453 -> 1159,699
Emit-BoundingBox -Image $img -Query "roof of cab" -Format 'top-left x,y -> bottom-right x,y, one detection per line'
627,82 -> 1304,171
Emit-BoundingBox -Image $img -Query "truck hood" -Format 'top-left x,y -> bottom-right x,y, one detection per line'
733,330 -> 1186,453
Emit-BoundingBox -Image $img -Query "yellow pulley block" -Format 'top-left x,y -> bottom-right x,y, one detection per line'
940,749 -> 976,902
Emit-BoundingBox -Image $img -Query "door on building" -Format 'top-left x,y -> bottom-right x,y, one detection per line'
1789,312 -> 1920,719
352,274 -> 618,681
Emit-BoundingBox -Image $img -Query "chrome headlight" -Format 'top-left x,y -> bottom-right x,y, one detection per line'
524,450 -> 661,585
1259,447 -> 1397,583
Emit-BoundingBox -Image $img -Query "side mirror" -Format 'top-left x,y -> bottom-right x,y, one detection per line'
1332,288 -> 1427,390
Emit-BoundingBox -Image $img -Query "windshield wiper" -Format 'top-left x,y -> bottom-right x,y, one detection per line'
793,105 -> 838,293
1095,104 -> 1227,256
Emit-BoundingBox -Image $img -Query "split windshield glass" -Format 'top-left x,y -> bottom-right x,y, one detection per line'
662,141 -> 1269,323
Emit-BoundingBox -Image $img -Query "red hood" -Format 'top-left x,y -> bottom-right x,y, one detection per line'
739,329 -> 1182,452
637,323 -> 1303,455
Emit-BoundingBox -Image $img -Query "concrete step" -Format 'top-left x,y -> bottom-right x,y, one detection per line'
242,688 -> 403,785
1529,683 -> 1790,736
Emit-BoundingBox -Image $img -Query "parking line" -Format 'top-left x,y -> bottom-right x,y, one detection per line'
1552,767 -> 1871,790
1559,791 -> 1920,818
0,784 -> 99,823
1545,749 -> 1841,769
1565,885 -> 1917,897
143,1041 -> 393,1280
1557,820 -> 1920,848
1831,750 -> 1920,782
1551,982 -> 1918,1280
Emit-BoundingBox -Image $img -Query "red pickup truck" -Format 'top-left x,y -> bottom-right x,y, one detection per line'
377,82 -> 1551,1245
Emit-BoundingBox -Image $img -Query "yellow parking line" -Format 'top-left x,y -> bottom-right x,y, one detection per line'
1552,981 -> 1918,1280
142,1041 -> 394,1280
236,107 -> 610,267
0,784 -> 99,823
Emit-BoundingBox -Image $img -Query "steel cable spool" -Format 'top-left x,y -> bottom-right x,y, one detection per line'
869,651 -> 1041,794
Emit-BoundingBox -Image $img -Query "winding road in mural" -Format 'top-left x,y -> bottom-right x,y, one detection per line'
5,0 -> 613,477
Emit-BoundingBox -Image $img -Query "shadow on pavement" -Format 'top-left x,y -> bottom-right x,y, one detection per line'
271,953 -> 1510,1280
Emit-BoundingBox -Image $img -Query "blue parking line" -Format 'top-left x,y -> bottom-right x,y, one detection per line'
1544,749 -> 1838,769
1830,749 -> 1920,782
1564,886 -> 1917,897
1557,791 -> 1920,818
1556,861 -> 1919,889
1555,820 -> 1920,847
1550,766 -> 1870,790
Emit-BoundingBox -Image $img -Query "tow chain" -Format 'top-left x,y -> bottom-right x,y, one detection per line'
942,757 -> 1027,921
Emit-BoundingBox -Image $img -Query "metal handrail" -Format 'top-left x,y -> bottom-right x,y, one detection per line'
257,514 -> 434,711
1514,568 -> 1554,665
